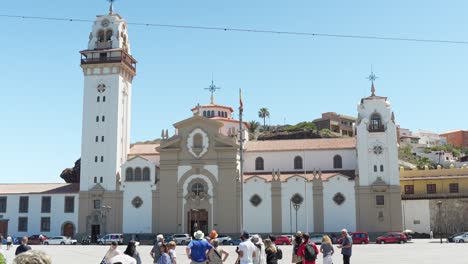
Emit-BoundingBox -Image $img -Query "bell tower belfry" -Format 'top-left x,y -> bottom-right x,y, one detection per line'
355,73 -> 402,233
78,6 -> 136,236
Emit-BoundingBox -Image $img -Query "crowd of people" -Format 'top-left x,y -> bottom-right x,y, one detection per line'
0,228 -> 353,264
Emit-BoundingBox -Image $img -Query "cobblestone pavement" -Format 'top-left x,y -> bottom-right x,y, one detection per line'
0,239 -> 466,264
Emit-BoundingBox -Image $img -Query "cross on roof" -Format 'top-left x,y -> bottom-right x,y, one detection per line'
205,80 -> 221,104
367,71 -> 378,96
107,0 -> 116,15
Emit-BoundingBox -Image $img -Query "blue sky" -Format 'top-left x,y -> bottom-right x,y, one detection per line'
1,1 -> 467,183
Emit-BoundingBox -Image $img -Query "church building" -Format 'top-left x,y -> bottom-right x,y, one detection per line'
0,8 -> 403,240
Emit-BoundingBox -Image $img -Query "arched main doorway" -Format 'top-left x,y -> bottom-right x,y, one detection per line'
188,209 -> 208,236
62,222 -> 75,238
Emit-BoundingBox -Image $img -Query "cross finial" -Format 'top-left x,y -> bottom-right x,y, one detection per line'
107,0 -> 116,15
205,78 -> 221,104
367,70 -> 378,96
195,103 -> 201,116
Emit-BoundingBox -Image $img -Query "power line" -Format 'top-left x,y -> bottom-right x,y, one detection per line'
1,14 -> 468,45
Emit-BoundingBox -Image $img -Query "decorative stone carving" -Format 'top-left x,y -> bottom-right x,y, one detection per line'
250,194 -> 262,207
187,128 -> 209,159
333,192 -> 346,205
132,196 -> 143,208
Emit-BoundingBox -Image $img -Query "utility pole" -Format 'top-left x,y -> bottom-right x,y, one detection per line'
239,88 -> 245,233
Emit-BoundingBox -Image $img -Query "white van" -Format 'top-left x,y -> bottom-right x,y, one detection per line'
97,233 -> 124,245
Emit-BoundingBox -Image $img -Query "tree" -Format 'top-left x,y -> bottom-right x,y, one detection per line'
60,158 -> 81,183
258,107 -> 270,130
248,121 -> 260,134
284,121 -> 317,131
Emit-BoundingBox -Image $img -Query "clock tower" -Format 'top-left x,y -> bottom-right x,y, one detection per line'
355,75 -> 402,232
78,7 -> 136,235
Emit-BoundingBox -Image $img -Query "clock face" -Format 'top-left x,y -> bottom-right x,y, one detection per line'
373,145 -> 383,155
101,19 -> 110,27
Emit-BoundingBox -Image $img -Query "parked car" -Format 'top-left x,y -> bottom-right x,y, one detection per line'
274,235 -> 291,245
1,237 -> 20,245
337,232 -> 369,244
97,234 -> 124,245
229,238 -> 242,245
376,233 -> 407,244
28,235 -> 48,245
172,234 -> 192,245
309,234 -> 324,245
44,236 -> 77,245
447,232 -> 466,243
453,232 -> 468,243
216,234 -> 232,245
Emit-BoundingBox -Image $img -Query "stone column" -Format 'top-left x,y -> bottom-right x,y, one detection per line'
271,170 -> 283,233
312,171 -> 324,232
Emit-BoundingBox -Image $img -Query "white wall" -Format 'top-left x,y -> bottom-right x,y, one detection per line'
401,200 -> 431,234
121,157 -> 156,233
2,194 -> 78,238
243,178 -> 272,233
323,175 -> 356,232
244,150 -> 356,173
281,176 -> 314,234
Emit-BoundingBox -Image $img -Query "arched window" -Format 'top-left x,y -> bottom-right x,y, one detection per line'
97,30 -> 105,42
191,183 -> 205,196
333,155 -> 342,169
103,96 -> 106,102
100,177 -> 103,183
95,136 -> 99,142
370,113 -> 383,132
96,116 -> 99,122
380,165 -> 384,172
97,96 -> 100,102
94,177 -> 97,183
211,110 -> 215,117
193,133 -> 203,148
218,111 -> 220,117
203,111 -> 207,117
102,116 -> 105,122
134,167 -> 142,181
142,167 -> 150,181
105,30 -> 113,41
294,156 -> 303,170
100,156 -> 104,162
255,157 -> 264,171
126,168 -> 134,181
374,165 -> 378,172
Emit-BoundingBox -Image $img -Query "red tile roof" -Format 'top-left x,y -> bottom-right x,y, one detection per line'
245,138 -> 356,152
0,183 -> 79,194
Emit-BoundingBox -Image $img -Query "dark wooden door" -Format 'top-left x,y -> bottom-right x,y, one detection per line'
0,220 -> 8,237
91,225 -> 100,243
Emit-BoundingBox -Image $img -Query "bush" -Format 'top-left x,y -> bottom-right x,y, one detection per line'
0,253 -> 6,264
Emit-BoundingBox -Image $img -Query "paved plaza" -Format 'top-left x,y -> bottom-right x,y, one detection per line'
0,239 -> 466,264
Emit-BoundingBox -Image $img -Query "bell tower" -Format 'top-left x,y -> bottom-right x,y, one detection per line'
355,73 -> 402,233
79,8 -> 136,192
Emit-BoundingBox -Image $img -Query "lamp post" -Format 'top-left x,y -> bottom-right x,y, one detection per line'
293,203 -> 300,233
437,201 -> 442,244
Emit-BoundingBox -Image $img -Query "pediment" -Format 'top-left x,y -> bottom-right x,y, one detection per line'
157,136 -> 181,151
173,115 -> 223,130
89,183 -> 106,192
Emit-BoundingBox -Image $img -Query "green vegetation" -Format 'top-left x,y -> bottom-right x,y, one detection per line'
0,253 -> 5,264
284,121 -> 317,131
319,129 -> 334,137
248,121 -> 260,134
399,145 -> 436,170
258,107 -> 270,130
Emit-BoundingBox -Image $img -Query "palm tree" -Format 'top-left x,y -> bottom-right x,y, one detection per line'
248,121 -> 260,134
258,108 -> 270,130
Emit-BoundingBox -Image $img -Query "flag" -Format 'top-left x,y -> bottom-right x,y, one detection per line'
239,88 -> 243,112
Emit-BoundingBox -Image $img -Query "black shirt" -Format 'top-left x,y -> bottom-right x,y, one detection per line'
15,244 -> 32,255
265,248 -> 278,264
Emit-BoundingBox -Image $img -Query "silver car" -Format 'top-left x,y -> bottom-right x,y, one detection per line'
454,232 -> 468,243
172,234 -> 192,245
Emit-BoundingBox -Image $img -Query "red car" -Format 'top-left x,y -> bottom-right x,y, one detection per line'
337,232 -> 369,244
376,232 -> 407,244
274,235 -> 291,245
28,235 -> 48,245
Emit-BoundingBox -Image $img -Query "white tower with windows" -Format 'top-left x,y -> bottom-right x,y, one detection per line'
79,11 -> 136,192
355,76 -> 402,232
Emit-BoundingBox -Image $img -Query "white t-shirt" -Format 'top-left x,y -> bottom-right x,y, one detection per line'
239,240 -> 256,264
6,237 -> 12,242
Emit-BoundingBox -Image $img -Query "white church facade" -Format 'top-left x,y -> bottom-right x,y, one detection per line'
0,10 -> 403,240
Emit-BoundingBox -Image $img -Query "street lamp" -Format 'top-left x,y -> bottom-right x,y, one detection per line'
293,203 -> 300,233
436,201 -> 442,244
291,193 -> 303,233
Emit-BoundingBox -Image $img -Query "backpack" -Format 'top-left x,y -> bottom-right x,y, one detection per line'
275,246 -> 283,260
304,242 -> 317,261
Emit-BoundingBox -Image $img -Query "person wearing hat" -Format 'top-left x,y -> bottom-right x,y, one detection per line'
292,231 -> 303,264
186,230 -> 214,264
124,240 -> 141,264
337,229 -> 352,264
209,230 -> 218,245
250,234 -> 265,264
237,231 -> 256,264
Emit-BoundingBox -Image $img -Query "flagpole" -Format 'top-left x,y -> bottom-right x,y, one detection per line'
239,88 -> 244,233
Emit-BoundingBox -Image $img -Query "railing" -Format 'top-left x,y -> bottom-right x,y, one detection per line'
368,125 -> 385,132
81,51 -> 136,72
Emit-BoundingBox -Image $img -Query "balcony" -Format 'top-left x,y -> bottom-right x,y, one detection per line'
81,50 -> 137,73
368,125 -> 385,133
